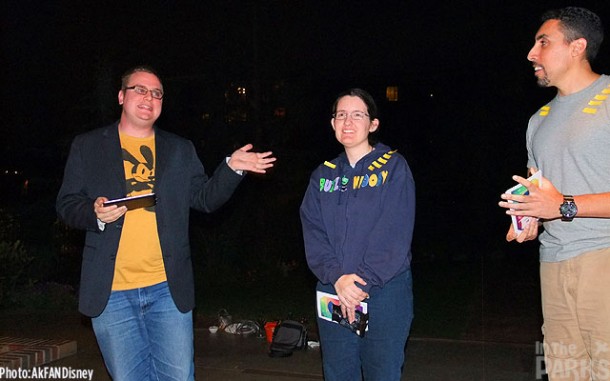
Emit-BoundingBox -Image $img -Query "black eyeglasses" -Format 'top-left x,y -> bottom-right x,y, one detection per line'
124,85 -> 164,100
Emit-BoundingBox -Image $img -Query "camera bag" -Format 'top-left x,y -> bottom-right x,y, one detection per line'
268,320 -> 307,357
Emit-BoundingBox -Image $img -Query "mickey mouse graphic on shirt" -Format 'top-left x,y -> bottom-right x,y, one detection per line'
122,144 -> 155,212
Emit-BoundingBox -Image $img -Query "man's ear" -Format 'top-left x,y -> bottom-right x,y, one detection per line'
572,37 -> 588,58
331,119 -> 336,131
118,90 -> 124,105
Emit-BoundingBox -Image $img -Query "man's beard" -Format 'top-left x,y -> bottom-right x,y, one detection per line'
536,71 -> 551,87
537,77 -> 551,87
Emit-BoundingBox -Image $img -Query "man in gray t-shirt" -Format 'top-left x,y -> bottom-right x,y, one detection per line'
525,74 -> 610,262
499,7 -> 610,380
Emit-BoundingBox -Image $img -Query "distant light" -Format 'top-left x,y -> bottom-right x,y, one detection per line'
430,93 -> 434,98
386,86 -> 399,102
274,107 -> 286,118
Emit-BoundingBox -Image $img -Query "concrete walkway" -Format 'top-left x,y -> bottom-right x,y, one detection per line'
0,311 -> 544,381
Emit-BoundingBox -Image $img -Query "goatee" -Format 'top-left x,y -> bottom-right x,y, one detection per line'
537,76 -> 551,87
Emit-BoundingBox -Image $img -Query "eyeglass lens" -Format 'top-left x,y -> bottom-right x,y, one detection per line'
127,85 -> 163,99
334,111 -> 368,120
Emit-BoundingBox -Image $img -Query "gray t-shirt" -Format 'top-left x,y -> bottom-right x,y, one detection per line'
527,74 -> 610,262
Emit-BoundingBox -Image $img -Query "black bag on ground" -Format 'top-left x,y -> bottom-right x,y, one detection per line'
268,320 -> 307,357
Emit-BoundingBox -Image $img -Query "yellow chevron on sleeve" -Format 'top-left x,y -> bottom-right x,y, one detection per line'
323,161 -> 336,169
589,101 -> 603,106
594,94 -> 608,101
539,105 -> 550,116
368,150 -> 398,171
602,88 -> 610,94
583,107 -> 598,114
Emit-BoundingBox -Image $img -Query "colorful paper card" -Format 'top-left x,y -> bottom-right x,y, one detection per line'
505,171 -> 542,235
316,291 -> 367,322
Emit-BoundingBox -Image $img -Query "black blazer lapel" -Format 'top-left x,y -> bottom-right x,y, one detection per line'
101,123 -> 128,195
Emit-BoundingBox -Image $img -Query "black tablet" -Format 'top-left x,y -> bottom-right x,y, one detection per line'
103,193 -> 156,210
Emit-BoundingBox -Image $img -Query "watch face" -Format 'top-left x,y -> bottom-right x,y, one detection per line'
560,202 -> 578,218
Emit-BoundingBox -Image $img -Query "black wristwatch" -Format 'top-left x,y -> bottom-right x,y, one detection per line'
559,195 -> 578,222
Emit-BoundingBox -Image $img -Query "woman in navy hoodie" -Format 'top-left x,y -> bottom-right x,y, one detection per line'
300,88 -> 415,381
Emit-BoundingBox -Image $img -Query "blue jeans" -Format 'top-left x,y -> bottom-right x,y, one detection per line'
317,270 -> 414,381
91,281 -> 194,381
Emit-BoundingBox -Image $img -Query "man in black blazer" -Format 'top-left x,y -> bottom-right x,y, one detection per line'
56,65 -> 275,380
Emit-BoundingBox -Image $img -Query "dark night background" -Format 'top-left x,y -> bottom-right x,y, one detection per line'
2,0 -> 610,339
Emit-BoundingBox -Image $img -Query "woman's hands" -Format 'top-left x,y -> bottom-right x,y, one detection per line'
335,274 -> 369,323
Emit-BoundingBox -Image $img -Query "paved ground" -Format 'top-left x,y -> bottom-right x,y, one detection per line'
0,246 -> 547,380
0,310 -> 546,381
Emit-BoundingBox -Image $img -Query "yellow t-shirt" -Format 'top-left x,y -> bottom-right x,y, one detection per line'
112,132 -> 166,290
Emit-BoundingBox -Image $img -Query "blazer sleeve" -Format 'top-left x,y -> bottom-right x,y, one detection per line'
56,135 -> 100,231
183,141 -> 244,212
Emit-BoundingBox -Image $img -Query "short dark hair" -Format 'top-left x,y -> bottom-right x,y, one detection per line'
542,7 -> 604,61
120,65 -> 163,89
332,88 -> 379,121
